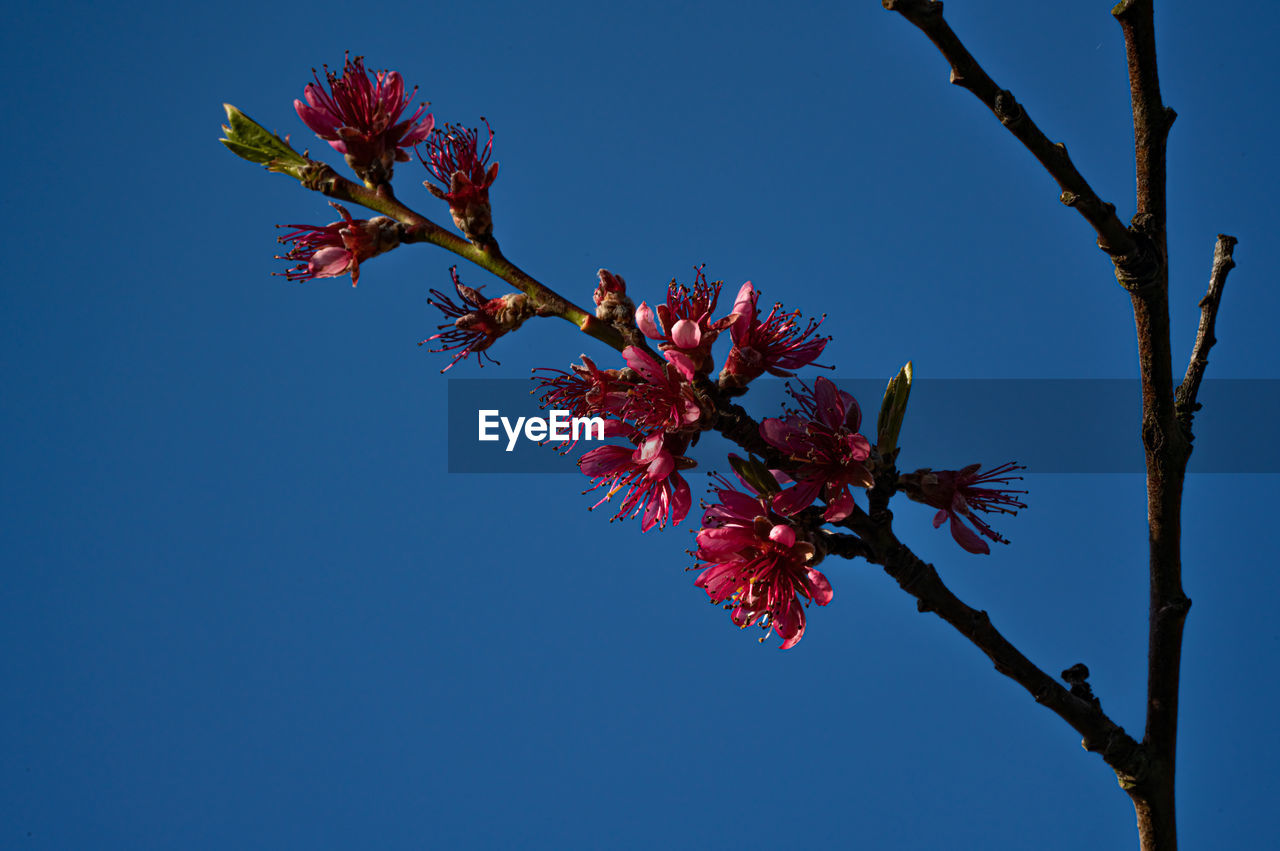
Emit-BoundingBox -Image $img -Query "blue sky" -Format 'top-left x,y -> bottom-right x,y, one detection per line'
3,0 -> 1278,848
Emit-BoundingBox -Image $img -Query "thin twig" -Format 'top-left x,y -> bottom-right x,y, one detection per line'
881,0 -> 1138,259
1176,235 -> 1239,428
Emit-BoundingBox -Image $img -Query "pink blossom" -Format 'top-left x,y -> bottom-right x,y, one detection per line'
420,121 -> 499,242
579,428 -> 693,532
275,203 -> 400,286
759,377 -> 873,521
719,281 -> 830,388
423,267 -> 531,372
294,55 -> 433,184
634,267 -> 738,380
905,462 -> 1027,554
616,346 -> 704,435
693,467 -> 830,649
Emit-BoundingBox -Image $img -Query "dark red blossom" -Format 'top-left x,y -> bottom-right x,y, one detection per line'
420,120 -> 499,242
579,426 -> 694,532
423,267 -> 532,372
275,203 -> 400,286
720,281 -> 830,388
635,267 -> 739,380
294,55 -> 433,184
760,377 -> 873,521
534,355 -> 629,422
903,462 -> 1027,554
693,465 -> 830,649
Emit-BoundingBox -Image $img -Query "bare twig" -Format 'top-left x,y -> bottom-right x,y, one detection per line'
881,0 -> 1138,259
1176,235 -> 1239,428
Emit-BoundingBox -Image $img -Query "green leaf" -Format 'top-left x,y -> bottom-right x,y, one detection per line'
876,361 -> 913,456
728,453 -> 779,496
219,104 -> 307,167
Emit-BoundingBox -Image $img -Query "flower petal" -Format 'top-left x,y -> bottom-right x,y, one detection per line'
635,302 -> 663,339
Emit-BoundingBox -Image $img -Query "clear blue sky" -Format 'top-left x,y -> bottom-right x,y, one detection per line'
3,1 -> 1277,848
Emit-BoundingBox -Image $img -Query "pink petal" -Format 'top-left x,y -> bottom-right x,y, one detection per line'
635,303 -> 663,340
579,445 -> 632,476
621,346 -> 665,384
768,524 -> 796,548
295,98 -> 340,137
949,513 -> 991,554
669,318 -> 702,349
807,568 -> 834,606
730,281 -> 755,343
669,474 -> 692,525
812,376 -> 846,430
823,488 -> 855,522
309,247 -> 353,278
664,349 -> 698,382
775,598 -> 806,650
772,477 -> 823,516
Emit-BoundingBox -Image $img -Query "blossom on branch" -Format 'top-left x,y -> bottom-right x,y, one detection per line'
579,426 -> 694,532
635,267 -> 738,380
902,462 -> 1027,555
294,55 -> 433,185
423,267 -> 532,373
759,377 -> 873,521
275,203 -> 400,286
693,466 -> 830,649
719,281 -> 830,389
420,120 -> 499,243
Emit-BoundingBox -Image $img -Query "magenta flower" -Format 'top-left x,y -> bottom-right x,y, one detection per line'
693,467 -> 830,649
579,427 -> 693,532
904,462 -> 1027,555
423,267 -> 532,372
635,267 -> 739,380
275,203 -> 400,286
294,55 -> 433,184
616,346 -> 704,435
759,377 -> 873,521
719,281 -> 830,388
420,120 -> 499,242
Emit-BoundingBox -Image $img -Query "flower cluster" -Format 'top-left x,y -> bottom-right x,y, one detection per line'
294,55 -> 433,185
229,56 -> 1036,650
693,466 -> 831,649
275,203 -> 401,286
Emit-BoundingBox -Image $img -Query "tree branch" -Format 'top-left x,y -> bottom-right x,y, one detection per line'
1176,235 -> 1238,429
296,162 -> 625,351
1113,0 -> 1175,241
881,0 -> 1138,259
839,502 -> 1147,782
705,385 -> 1147,784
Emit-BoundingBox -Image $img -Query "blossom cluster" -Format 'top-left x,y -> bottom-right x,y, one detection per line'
532,269 -> 832,539
228,55 -> 1031,650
